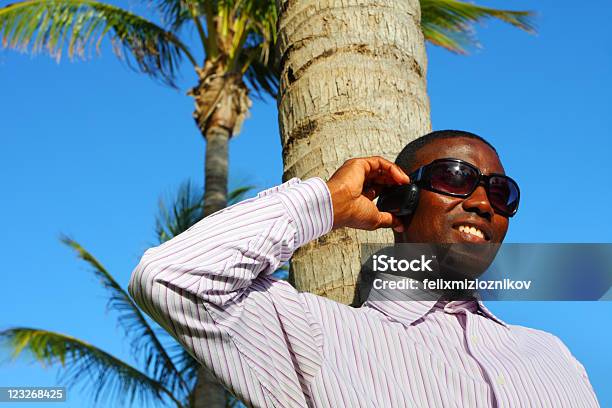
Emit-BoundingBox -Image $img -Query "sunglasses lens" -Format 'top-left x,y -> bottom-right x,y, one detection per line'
488,176 -> 520,215
429,162 -> 478,195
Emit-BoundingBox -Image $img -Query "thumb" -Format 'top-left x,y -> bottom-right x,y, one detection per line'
376,211 -> 405,232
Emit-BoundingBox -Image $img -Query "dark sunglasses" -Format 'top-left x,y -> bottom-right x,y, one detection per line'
409,158 -> 520,217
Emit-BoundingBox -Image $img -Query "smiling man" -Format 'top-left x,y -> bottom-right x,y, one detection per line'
128,130 -> 599,407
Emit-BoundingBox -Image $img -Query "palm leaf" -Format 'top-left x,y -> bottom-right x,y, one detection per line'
155,180 -> 204,244
154,0 -> 189,30
0,0 -> 197,86
226,0 -> 276,71
59,236 -> 189,398
154,0 -> 200,31
156,181 -> 256,243
153,0 -> 215,59
421,0 -> 536,54
162,338 -> 199,407
167,343 -> 199,387
228,184 -> 256,204
240,43 -> 278,99
0,328 -> 183,407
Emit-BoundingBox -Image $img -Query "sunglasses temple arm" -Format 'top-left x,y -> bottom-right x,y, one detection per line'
409,167 -> 424,183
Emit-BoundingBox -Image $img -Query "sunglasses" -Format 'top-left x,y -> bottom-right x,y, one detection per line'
409,158 -> 520,217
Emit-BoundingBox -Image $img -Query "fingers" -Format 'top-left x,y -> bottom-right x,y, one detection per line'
362,156 -> 410,186
362,183 -> 385,201
376,211 -> 405,233
360,156 -> 409,201
329,156 -> 411,232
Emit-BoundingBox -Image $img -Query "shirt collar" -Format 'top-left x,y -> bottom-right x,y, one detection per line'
361,272 -> 508,328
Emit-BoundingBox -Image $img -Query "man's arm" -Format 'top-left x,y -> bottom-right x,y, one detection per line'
128,177 -> 333,406
128,177 -> 332,311
127,157 -> 410,405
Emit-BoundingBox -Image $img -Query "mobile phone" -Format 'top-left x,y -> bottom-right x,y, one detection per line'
376,184 -> 420,216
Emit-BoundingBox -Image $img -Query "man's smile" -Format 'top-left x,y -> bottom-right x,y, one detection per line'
451,220 -> 492,242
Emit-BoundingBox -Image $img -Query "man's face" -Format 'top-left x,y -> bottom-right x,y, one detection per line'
395,137 -> 510,244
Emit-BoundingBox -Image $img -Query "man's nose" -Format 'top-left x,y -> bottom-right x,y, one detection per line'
462,185 -> 494,220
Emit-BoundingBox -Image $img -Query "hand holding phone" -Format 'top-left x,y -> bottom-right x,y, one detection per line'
325,156 -> 410,232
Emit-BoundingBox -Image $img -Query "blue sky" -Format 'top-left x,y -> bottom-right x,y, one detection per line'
1,0 -> 611,406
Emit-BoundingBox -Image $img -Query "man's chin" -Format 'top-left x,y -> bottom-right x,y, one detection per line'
433,242 -> 500,280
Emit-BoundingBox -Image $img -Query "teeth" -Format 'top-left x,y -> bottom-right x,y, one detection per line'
458,225 -> 485,239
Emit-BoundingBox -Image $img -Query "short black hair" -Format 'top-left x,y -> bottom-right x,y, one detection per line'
394,130 -> 498,173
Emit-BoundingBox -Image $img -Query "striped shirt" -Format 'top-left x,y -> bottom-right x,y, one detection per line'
128,177 -> 599,407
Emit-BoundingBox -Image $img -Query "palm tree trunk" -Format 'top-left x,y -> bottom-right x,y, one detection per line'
203,125 -> 229,217
193,366 -> 227,408
189,67 -> 251,408
277,0 -> 432,305
191,128 -> 229,408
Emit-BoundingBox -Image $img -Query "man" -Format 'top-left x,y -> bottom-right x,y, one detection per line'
128,130 -> 599,407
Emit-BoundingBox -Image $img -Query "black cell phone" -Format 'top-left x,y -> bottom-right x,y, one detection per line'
376,184 -> 420,216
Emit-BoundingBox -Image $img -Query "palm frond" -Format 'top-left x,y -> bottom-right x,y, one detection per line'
421,0 -> 536,54
167,343 -> 199,386
155,0 -> 189,30
153,0 -> 214,59
59,236 -> 189,398
0,328 -> 183,407
154,0 -> 200,31
240,43 -> 278,99
227,185 -> 256,205
0,0 -> 197,86
153,0 -> 278,95
226,0 -> 276,69
155,180 -> 204,243
156,181 -> 256,243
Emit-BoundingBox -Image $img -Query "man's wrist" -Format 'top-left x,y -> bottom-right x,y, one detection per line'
325,178 -> 350,230
276,177 -> 334,247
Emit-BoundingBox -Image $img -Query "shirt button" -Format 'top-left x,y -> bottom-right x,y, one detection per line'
470,335 -> 478,344
497,375 -> 505,385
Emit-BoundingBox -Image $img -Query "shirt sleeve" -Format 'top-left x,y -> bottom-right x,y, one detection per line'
127,177 -> 334,407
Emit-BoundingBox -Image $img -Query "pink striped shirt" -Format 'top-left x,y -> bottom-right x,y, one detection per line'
128,177 -> 599,407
